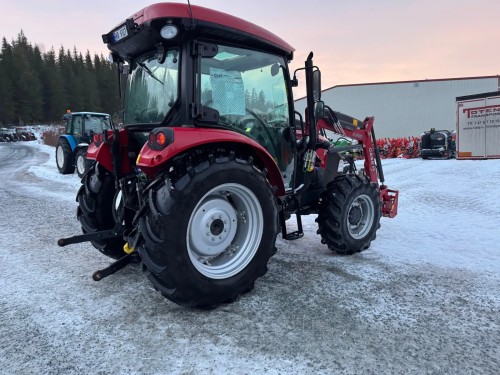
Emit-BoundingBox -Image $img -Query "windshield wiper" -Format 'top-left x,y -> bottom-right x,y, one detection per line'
138,62 -> 163,85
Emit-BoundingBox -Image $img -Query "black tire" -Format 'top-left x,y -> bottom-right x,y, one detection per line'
77,164 -> 126,259
56,139 -> 75,174
138,154 -> 279,308
316,175 -> 381,255
75,148 -> 90,178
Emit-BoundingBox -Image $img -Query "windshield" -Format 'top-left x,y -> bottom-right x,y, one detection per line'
124,49 -> 179,125
85,116 -> 111,133
199,45 -> 294,188
200,46 -> 289,128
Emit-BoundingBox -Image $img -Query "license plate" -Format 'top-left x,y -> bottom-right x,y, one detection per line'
113,25 -> 128,43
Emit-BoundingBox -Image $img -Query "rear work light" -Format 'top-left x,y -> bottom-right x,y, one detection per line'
148,128 -> 174,150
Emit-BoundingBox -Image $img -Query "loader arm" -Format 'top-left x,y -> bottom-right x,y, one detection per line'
316,110 -> 399,218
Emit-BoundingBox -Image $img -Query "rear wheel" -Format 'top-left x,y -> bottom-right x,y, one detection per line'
138,154 -> 278,308
316,175 -> 381,255
56,139 -> 75,174
77,164 -> 126,259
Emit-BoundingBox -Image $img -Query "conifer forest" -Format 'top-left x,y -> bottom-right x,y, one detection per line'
0,32 -> 120,126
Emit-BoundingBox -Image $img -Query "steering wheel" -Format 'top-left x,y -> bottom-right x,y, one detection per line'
243,108 -> 280,157
135,107 -> 159,122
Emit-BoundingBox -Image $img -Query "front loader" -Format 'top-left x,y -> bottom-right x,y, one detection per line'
58,2 -> 398,308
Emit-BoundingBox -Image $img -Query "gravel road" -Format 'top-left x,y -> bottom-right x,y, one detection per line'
0,142 -> 498,374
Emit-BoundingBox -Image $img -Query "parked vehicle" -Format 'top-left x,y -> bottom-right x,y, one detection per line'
419,128 -> 456,159
59,3 -> 399,308
0,128 -> 18,142
456,91 -> 500,159
56,112 -> 111,177
0,128 -> 12,142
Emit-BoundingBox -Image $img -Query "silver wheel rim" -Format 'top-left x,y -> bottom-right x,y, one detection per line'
112,190 -> 124,223
76,154 -> 86,175
56,146 -> 65,168
187,183 -> 263,279
347,194 -> 375,239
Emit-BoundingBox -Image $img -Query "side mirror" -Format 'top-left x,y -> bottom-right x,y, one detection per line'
312,69 -> 321,102
271,63 -> 280,77
314,100 -> 325,118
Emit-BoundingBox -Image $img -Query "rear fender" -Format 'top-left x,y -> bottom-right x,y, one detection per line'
137,127 -> 285,196
59,134 -> 77,151
85,129 -> 132,175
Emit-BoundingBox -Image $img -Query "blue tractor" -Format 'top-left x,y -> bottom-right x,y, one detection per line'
56,112 -> 112,177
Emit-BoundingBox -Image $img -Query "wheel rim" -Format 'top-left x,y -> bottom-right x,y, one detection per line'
56,146 -> 65,168
112,190 -> 124,223
187,183 -> 263,279
76,154 -> 86,175
347,194 -> 375,239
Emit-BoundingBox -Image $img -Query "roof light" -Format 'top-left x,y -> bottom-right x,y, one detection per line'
160,25 -> 178,39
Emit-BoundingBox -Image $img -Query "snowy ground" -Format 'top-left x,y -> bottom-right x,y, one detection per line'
0,137 -> 499,374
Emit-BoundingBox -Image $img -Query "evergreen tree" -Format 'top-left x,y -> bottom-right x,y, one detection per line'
11,31 -> 43,124
0,37 -> 16,124
82,50 -> 100,111
245,89 -> 251,107
95,54 -> 120,116
0,31 -> 122,124
257,90 -> 266,111
42,47 -> 66,120
250,88 -> 258,109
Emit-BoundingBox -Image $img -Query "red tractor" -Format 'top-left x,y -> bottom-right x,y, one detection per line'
59,3 -> 398,308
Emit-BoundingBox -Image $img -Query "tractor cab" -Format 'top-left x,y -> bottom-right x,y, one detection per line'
101,3 -> 297,191
56,112 -> 112,177
62,112 -> 112,144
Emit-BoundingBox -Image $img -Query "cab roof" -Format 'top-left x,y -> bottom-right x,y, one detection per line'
105,2 -> 294,60
64,112 -> 110,117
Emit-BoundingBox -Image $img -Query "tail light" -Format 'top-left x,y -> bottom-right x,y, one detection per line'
93,133 -> 104,143
148,128 -> 174,150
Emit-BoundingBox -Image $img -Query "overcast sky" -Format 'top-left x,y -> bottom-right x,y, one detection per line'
1,0 -> 499,96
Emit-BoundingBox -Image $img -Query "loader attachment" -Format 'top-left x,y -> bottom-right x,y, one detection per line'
380,186 -> 398,218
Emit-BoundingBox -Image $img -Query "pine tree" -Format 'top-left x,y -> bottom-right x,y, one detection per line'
11,31 -> 43,124
257,90 -> 266,111
0,37 -> 16,124
0,31 -> 122,124
42,47 -> 66,121
82,50 -> 100,111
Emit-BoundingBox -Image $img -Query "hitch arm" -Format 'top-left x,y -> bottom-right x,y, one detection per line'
58,227 -> 124,247
92,251 -> 137,281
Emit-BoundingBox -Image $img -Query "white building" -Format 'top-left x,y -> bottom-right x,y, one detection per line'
294,76 -> 500,138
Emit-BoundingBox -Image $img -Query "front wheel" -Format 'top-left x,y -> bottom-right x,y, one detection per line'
75,148 -> 90,178
138,154 -> 279,308
316,175 -> 381,255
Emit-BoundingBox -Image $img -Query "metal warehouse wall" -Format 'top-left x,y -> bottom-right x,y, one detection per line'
294,76 -> 500,138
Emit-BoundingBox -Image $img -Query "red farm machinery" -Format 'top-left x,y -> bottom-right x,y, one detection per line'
58,2 -> 398,308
